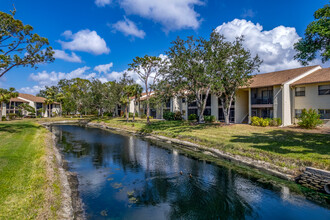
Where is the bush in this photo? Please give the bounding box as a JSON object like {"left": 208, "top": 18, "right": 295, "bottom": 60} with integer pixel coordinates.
{"left": 251, "top": 116, "right": 261, "bottom": 126}
{"left": 260, "top": 118, "right": 269, "bottom": 127}
{"left": 129, "top": 112, "right": 133, "bottom": 118}
{"left": 188, "top": 114, "right": 197, "bottom": 121}
{"left": 8, "top": 113, "right": 17, "bottom": 120}
{"left": 204, "top": 115, "right": 216, "bottom": 122}
{"left": 140, "top": 114, "right": 147, "bottom": 119}
{"left": 163, "top": 111, "right": 175, "bottom": 121}
{"left": 298, "top": 108, "right": 323, "bottom": 129}
{"left": 149, "top": 116, "right": 153, "bottom": 119}
{"left": 104, "top": 112, "right": 113, "bottom": 117}
{"left": 174, "top": 111, "right": 183, "bottom": 121}
{"left": 1, "top": 116, "right": 6, "bottom": 121}
{"left": 135, "top": 113, "right": 138, "bottom": 117}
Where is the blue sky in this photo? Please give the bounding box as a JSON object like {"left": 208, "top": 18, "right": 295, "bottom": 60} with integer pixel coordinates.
{"left": 0, "top": 0, "right": 328, "bottom": 94}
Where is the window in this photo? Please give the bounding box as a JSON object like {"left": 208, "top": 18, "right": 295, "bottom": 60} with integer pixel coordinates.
{"left": 295, "top": 87, "right": 305, "bottom": 96}
{"left": 318, "top": 109, "right": 330, "bottom": 119}
{"left": 318, "top": 84, "right": 330, "bottom": 95}
{"left": 203, "top": 108, "right": 211, "bottom": 116}
{"left": 182, "top": 98, "right": 186, "bottom": 103}
{"left": 295, "top": 109, "right": 302, "bottom": 118}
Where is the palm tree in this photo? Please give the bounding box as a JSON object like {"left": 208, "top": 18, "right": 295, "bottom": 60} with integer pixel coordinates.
{"left": 0, "top": 87, "right": 18, "bottom": 119}
{"left": 55, "top": 92, "right": 65, "bottom": 116}
{"left": 45, "top": 88, "right": 55, "bottom": 118}
{"left": 131, "top": 84, "right": 143, "bottom": 122}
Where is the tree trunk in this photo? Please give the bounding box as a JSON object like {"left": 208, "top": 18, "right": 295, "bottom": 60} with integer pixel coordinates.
{"left": 147, "top": 101, "right": 150, "bottom": 124}
{"left": 197, "top": 88, "right": 210, "bottom": 123}
{"left": 49, "top": 104, "right": 51, "bottom": 118}
{"left": 221, "top": 96, "right": 233, "bottom": 125}
{"left": 133, "top": 99, "right": 136, "bottom": 122}
{"left": 126, "top": 96, "right": 129, "bottom": 122}
{"left": 0, "top": 102, "right": 2, "bottom": 120}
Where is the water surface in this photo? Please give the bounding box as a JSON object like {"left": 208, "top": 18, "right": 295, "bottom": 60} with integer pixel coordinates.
{"left": 52, "top": 125, "right": 330, "bottom": 219}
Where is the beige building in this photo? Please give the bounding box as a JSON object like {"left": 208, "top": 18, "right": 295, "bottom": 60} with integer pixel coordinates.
{"left": 1, "top": 93, "right": 61, "bottom": 118}
{"left": 129, "top": 66, "right": 330, "bottom": 126}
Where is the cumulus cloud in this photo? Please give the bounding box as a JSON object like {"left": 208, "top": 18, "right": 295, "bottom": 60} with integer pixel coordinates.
{"left": 95, "top": 0, "right": 111, "bottom": 7}
{"left": 111, "top": 17, "right": 146, "bottom": 39}
{"left": 58, "top": 29, "right": 110, "bottom": 55}
{"left": 53, "top": 49, "right": 82, "bottom": 63}
{"left": 119, "top": 0, "right": 203, "bottom": 31}
{"left": 215, "top": 19, "right": 307, "bottom": 73}
{"left": 20, "top": 85, "right": 45, "bottom": 95}
{"left": 94, "top": 62, "right": 113, "bottom": 74}
{"left": 29, "top": 66, "right": 92, "bottom": 86}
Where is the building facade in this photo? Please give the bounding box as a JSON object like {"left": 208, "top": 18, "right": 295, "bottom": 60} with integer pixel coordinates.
{"left": 1, "top": 93, "right": 61, "bottom": 118}
{"left": 129, "top": 65, "right": 330, "bottom": 126}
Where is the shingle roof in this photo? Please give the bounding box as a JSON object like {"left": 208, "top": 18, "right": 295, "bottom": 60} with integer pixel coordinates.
{"left": 292, "top": 67, "right": 330, "bottom": 86}
{"left": 9, "top": 97, "right": 29, "bottom": 103}
{"left": 244, "top": 65, "right": 320, "bottom": 88}
{"left": 18, "top": 93, "right": 47, "bottom": 103}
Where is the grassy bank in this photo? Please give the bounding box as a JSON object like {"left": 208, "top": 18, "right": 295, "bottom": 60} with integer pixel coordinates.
{"left": 94, "top": 118, "right": 330, "bottom": 172}
{"left": 0, "top": 121, "right": 61, "bottom": 219}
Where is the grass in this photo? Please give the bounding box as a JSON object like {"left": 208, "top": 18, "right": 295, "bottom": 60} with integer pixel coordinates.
{"left": 93, "top": 117, "right": 330, "bottom": 172}
{"left": 0, "top": 120, "right": 61, "bottom": 219}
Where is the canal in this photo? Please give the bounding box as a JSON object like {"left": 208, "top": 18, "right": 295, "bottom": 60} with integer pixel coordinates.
{"left": 52, "top": 125, "right": 330, "bottom": 219}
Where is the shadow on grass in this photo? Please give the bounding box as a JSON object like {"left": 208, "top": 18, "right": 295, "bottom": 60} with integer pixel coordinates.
{"left": 140, "top": 120, "right": 223, "bottom": 134}
{"left": 0, "top": 123, "right": 39, "bottom": 134}
{"left": 231, "top": 130, "right": 330, "bottom": 156}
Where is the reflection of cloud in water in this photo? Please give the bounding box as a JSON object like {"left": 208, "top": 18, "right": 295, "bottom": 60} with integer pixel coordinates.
{"left": 235, "top": 177, "right": 262, "bottom": 204}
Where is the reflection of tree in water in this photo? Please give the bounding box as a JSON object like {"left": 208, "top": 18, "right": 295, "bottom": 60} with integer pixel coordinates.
{"left": 132, "top": 163, "right": 255, "bottom": 219}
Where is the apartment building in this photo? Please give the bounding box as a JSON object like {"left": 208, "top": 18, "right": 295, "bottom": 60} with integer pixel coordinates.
{"left": 1, "top": 93, "right": 61, "bottom": 117}
{"left": 130, "top": 65, "right": 330, "bottom": 126}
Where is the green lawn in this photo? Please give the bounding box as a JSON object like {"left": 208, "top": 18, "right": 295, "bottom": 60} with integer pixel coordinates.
{"left": 0, "top": 121, "right": 61, "bottom": 219}
{"left": 95, "top": 118, "right": 330, "bottom": 172}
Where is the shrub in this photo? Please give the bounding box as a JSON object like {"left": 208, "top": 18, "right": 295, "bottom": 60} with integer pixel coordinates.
{"left": 163, "top": 111, "right": 175, "bottom": 121}
{"left": 260, "top": 118, "right": 269, "bottom": 127}
{"left": 8, "top": 113, "right": 17, "bottom": 120}
{"left": 188, "top": 114, "right": 197, "bottom": 121}
{"left": 149, "top": 116, "right": 153, "bottom": 119}
{"left": 129, "top": 112, "right": 133, "bottom": 118}
{"left": 1, "top": 116, "right": 6, "bottom": 121}
{"left": 104, "top": 112, "right": 113, "bottom": 117}
{"left": 174, "top": 111, "right": 183, "bottom": 121}
{"left": 204, "top": 115, "right": 216, "bottom": 122}
{"left": 135, "top": 113, "right": 138, "bottom": 117}
{"left": 140, "top": 114, "right": 147, "bottom": 119}
{"left": 276, "top": 118, "right": 282, "bottom": 126}
{"left": 298, "top": 108, "right": 323, "bottom": 129}
{"left": 251, "top": 116, "right": 261, "bottom": 126}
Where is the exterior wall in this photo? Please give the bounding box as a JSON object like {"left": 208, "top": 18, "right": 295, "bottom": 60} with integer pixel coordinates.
{"left": 282, "top": 84, "right": 292, "bottom": 126}
{"left": 293, "top": 82, "right": 330, "bottom": 123}
{"left": 235, "top": 89, "right": 248, "bottom": 123}
{"left": 273, "top": 85, "right": 283, "bottom": 120}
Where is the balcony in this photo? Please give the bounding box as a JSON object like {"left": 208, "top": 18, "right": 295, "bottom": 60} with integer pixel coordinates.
{"left": 251, "top": 98, "right": 273, "bottom": 105}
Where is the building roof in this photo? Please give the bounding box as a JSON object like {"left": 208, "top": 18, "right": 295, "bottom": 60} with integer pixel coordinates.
{"left": 292, "top": 67, "right": 330, "bottom": 86}
{"left": 244, "top": 65, "right": 320, "bottom": 88}
{"left": 9, "top": 97, "right": 29, "bottom": 103}
{"left": 18, "top": 93, "right": 47, "bottom": 103}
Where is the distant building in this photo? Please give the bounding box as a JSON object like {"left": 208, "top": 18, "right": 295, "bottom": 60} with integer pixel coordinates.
{"left": 1, "top": 93, "right": 61, "bottom": 117}
{"left": 129, "top": 65, "right": 330, "bottom": 126}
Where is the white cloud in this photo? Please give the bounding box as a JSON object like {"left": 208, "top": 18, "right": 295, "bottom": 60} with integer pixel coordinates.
{"left": 95, "top": 0, "right": 111, "bottom": 7}
{"left": 119, "top": 0, "right": 203, "bottom": 31}
{"left": 20, "top": 85, "right": 45, "bottom": 95}
{"left": 94, "top": 62, "right": 113, "bottom": 74}
{"left": 241, "top": 9, "right": 255, "bottom": 18}
{"left": 58, "top": 29, "right": 110, "bottom": 55}
{"left": 112, "top": 17, "right": 146, "bottom": 39}
{"left": 53, "top": 49, "right": 82, "bottom": 63}
{"left": 29, "top": 66, "right": 91, "bottom": 86}
{"left": 215, "top": 19, "right": 306, "bottom": 73}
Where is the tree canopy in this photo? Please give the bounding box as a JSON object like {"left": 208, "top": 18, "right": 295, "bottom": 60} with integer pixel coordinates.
{"left": 294, "top": 4, "right": 330, "bottom": 65}
{"left": 0, "top": 8, "right": 54, "bottom": 78}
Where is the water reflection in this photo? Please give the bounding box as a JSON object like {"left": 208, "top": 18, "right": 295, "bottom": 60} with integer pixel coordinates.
{"left": 53, "top": 125, "right": 330, "bottom": 220}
